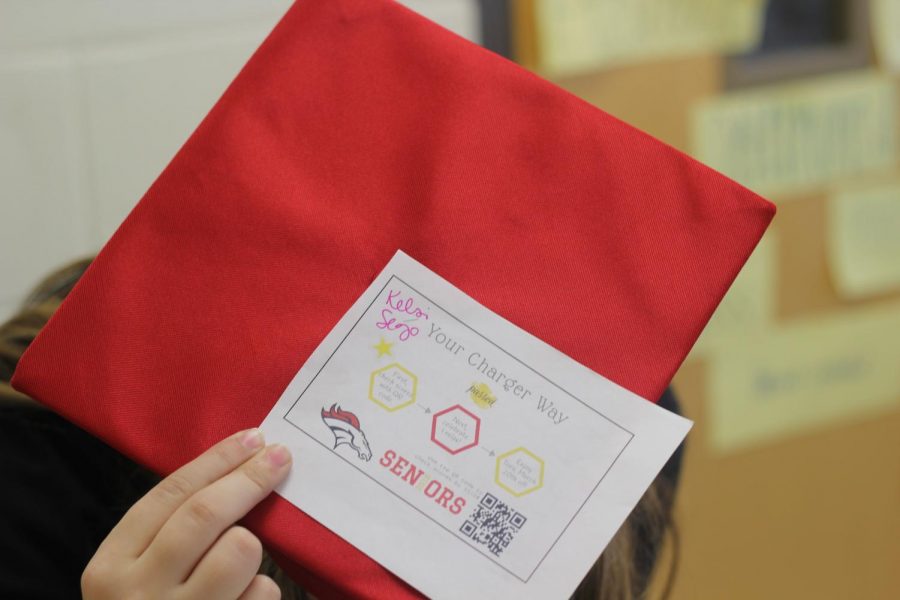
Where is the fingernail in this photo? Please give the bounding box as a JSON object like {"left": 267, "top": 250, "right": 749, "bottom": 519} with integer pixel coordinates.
{"left": 266, "top": 444, "right": 292, "bottom": 468}
{"left": 239, "top": 428, "right": 265, "bottom": 450}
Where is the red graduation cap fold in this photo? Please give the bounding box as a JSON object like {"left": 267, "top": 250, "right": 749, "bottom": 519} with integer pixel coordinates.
{"left": 12, "top": 0, "right": 774, "bottom": 597}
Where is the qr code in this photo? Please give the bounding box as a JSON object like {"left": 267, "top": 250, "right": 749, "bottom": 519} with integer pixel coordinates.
{"left": 459, "top": 493, "right": 527, "bottom": 556}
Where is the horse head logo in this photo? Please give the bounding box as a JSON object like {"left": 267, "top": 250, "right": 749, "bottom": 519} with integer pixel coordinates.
{"left": 320, "top": 404, "right": 373, "bottom": 461}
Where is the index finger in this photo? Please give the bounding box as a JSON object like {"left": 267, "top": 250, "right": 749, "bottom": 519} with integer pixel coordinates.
{"left": 141, "top": 443, "right": 292, "bottom": 584}
{"left": 99, "top": 428, "right": 266, "bottom": 557}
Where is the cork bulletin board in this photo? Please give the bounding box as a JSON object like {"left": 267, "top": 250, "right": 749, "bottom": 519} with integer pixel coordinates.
{"left": 512, "top": 1, "right": 900, "bottom": 597}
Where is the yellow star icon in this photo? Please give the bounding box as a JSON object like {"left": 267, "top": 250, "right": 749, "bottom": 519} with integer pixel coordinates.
{"left": 373, "top": 337, "right": 394, "bottom": 358}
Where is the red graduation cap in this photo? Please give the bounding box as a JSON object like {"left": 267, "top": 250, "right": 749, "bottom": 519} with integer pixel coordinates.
{"left": 13, "top": 0, "right": 774, "bottom": 597}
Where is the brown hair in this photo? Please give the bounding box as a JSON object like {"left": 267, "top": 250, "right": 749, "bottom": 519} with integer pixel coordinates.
{"left": 574, "top": 480, "right": 679, "bottom": 600}
{"left": 1, "top": 259, "right": 678, "bottom": 600}
{"left": 0, "top": 258, "right": 92, "bottom": 405}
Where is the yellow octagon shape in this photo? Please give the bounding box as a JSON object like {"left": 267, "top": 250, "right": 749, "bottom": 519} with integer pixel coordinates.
{"left": 368, "top": 362, "right": 418, "bottom": 412}
{"left": 495, "top": 447, "right": 545, "bottom": 497}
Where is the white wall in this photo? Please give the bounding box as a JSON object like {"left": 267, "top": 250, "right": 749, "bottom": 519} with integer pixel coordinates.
{"left": 0, "top": 0, "right": 480, "bottom": 319}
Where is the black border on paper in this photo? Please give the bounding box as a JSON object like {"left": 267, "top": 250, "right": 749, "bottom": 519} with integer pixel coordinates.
{"left": 282, "top": 274, "right": 635, "bottom": 583}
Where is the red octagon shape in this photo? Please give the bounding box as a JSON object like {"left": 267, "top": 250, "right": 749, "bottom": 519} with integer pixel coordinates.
{"left": 430, "top": 404, "right": 481, "bottom": 455}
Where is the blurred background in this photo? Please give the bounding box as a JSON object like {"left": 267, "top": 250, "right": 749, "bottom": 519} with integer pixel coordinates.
{"left": 1, "top": 1, "right": 898, "bottom": 598}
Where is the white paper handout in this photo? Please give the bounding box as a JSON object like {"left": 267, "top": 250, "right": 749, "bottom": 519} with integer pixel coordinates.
{"left": 260, "top": 250, "right": 691, "bottom": 600}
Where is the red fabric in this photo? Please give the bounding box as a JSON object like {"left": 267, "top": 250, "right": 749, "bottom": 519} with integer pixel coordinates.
{"left": 12, "top": 0, "right": 774, "bottom": 597}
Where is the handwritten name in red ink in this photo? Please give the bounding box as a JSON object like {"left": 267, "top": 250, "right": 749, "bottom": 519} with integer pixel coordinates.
{"left": 375, "top": 289, "right": 429, "bottom": 342}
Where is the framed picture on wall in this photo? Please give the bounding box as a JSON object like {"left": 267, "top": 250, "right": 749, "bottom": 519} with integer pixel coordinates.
{"left": 726, "top": 0, "right": 872, "bottom": 87}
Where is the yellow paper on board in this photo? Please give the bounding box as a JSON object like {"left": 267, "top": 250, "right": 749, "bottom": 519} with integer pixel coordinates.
{"left": 689, "top": 233, "right": 776, "bottom": 357}
{"left": 533, "top": 0, "right": 766, "bottom": 75}
{"left": 708, "top": 305, "right": 900, "bottom": 453}
{"left": 873, "top": 0, "right": 900, "bottom": 72}
{"left": 693, "top": 71, "right": 898, "bottom": 198}
{"left": 828, "top": 181, "right": 900, "bottom": 299}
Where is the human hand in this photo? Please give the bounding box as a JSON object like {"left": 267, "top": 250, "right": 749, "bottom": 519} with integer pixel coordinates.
{"left": 81, "top": 429, "right": 291, "bottom": 599}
